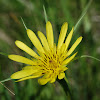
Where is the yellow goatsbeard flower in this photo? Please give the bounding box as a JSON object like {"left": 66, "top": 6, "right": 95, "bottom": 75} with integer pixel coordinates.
{"left": 8, "top": 21, "right": 82, "bottom": 85}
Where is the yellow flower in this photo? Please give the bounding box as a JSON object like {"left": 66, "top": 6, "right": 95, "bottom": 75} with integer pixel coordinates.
{"left": 8, "top": 21, "right": 82, "bottom": 85}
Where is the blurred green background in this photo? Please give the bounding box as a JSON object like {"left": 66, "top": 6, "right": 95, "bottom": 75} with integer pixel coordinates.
{"left": 0, "top": 0, "right": 100, "bottom": 100}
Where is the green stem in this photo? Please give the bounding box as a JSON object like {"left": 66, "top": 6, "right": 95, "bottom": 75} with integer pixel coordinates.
{"left": 64, "top": 76, "right": 68, "bottom": 83}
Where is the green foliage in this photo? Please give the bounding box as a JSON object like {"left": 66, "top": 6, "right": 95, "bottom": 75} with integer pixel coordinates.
{"left": 0, "top": 0, "right": 100, "bottom": 100}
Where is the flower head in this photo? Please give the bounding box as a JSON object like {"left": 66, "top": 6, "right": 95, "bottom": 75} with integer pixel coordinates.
{"left": 8, "top": 21, "right": 82, "bottom": 85}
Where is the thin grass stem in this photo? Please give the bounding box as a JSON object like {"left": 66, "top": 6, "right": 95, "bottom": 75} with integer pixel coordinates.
{"left": 81, "top": 55, "right": 100, "bottom": 62}
{"left": 0, "top": 82, "right": 15, "bottom": 95}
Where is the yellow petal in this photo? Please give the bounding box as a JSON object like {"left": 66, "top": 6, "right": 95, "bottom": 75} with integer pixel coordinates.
{"left": 38, "top": 31, "right": 50, "bottom": 51}
{"left": 22, "top": 66, "right": 34, "bottom": 70}
{"left": 33, "top": 71, "right": 43, "bottom": 76}
{"left": 8, "top": 55, "right": 36, "bottom": 65}
{"left": 46, "top": 21, "right": 54, "bottom": 49}
{"left": 15, "top": 40, "right": 39, "bottom": 58}
{"left": 16, "top": 74, "right": 42, "bottom": 82}
{"left": 58, "top": 72, "right": 65, "bottom": 80}
{"left": 50, "top": 78, "right": 56, "bottom": 83}
{"left": 38, "top": 78, "right": 50, "bottom": 85}
{"left": 43, "top": 71, "right": 52, "bottom": 78}
{"left": 38, "top": 72, "right": 51, "bottom": 85}
{"left": 52, "top": 43, "right": 57, "bottom": 55}
{"left": 22, "top": 66, "right": 41, "bottom": 70}
{"left": 64, "top": 27, "right": 74, "bottom": 51}
{"left": 62, "top": 52, "right": 77, "bottom": 65}
{"left": 27, "top": 29, "right": 44, "bottom": 53}
{"left": 67, "top": 36, "right": 82, "bottom": 56}
{"left": 57, "top": 22, "right": 68, "bottom": 49}
{"left": 59, "top": 43, "right": 66, "bottom": 55}
{"left": 11, "top": 69, "right": 38, "bottom": 79}
{"left": 49, "top": 74, "right": 57, "bottom": 83}
{"left": 60, "top": 66, "right": 68, "bottom": 71}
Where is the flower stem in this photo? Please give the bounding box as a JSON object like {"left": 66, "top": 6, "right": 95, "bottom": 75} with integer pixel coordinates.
{"left": 64, "top": 76, "right": 69, "bottom": 83}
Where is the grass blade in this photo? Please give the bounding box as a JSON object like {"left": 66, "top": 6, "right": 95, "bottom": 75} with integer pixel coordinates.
{"left": 81, "top": 55, "right": 100, "bottom": 62}
{"left": 43, "top": 5, "right": 48, "bottom": 23}
{"left": 74, "top": 0, "right": 92, "bottom": 32}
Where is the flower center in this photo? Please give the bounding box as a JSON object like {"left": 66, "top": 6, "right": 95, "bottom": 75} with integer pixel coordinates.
{"left": 49, "top": 59, "right": 58, "bottom": 69}
{"left": 39, "top": 52, "right": 61, "bottom": 74}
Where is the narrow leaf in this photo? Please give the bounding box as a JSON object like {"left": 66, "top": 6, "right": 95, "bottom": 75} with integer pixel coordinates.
{"left": 74, "top": 0, "right": 92, "bottom": 32}
{"left": 57, "top": 78, "right": 73, "bottom": 100}
{"left": 43, "top": 5, "right": 48, "bottom": 23}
